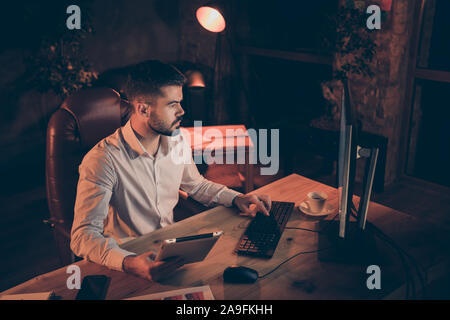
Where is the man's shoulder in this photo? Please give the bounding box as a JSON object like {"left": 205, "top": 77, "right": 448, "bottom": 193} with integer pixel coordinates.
{"left": 82, "top": 128, "right": 122, "bottom": 165}
{"left": 78, "top": 130, "right": 121, "bottom": 186}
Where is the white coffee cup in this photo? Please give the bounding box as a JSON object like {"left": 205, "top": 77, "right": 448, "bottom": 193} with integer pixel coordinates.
{"left": 305, "top": 191, "right": 328, "bottom": 213}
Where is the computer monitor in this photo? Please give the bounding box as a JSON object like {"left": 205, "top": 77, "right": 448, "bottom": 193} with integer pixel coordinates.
{"left": 337, "top": 80, "right": 358, "bottom": 239}
{"left": 318, "top": 79, "right": 380, "bottom": 264}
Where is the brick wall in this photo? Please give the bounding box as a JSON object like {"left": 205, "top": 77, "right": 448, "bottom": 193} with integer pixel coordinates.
{"left": 355, "top": 0, "right": 415, "bottom": 186}
{"left": 316, "top": 0, "right": 416, "bottom": 187}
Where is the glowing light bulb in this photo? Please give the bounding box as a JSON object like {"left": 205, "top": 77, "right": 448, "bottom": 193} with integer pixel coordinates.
{"left": 196, "top": 6, "right": 226, "bottom": 33}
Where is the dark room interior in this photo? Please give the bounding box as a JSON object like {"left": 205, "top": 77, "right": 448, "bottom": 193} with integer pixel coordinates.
{"left": 0, "top": 0, "right": 449, "bottom": 302}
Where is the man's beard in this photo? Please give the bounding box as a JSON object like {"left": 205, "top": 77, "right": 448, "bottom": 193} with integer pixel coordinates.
{"left": 149, "top": 117, "right": 183, "bottom": 136}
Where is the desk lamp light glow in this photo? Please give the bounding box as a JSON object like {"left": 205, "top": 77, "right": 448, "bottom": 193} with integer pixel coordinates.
{"left": 196, "top": 5, "right": 226, "bottom": 33}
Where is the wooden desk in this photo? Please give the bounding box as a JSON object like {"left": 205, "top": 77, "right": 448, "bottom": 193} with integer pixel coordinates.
{"left": 2, "top": 174, "right": 449, "bottom": 299}
{"left": 181, "top": 125, "right": 255, "bottom": 193}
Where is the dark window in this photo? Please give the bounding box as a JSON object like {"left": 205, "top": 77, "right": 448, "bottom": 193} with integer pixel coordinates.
{"left": 246, "top": 56, "right": 332, "bottom": 128}
{"left": 234, "top": 0, "right": 339, "bottom": 53}
{"left": 418, "top": 0, "right": 450, "bottom": 71}
{"left": 411, "top": 80, "right": 450, "bottom": 187}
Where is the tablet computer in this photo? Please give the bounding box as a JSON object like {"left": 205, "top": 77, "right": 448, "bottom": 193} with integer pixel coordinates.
{"left": 155, "top": 231, "right": 224, "bottom": 264}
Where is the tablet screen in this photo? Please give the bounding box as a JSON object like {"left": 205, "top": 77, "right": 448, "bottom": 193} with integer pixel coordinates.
{"left": 155, "top": 231, "right": 223, "bottom": 264}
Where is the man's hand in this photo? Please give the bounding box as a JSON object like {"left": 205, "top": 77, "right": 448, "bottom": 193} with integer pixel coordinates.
{"left": 233, "top": 194, "right": 272, "bottom": 216}
{"left": 122, "top": 251, "right": 184, "bottom": 281}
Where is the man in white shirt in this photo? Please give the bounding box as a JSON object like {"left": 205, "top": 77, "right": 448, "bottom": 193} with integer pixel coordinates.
{"left": 70, "top": 60, "right": 271, "bottom": 281}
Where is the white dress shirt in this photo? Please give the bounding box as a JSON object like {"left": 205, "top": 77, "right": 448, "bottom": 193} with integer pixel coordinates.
{"left": 70, "top": 119, "right": 241, "bottom": 271}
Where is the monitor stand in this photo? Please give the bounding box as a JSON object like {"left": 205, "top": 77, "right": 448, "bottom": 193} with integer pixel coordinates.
{"left": 317, "top": 220, "right": 379, "bottom": 264}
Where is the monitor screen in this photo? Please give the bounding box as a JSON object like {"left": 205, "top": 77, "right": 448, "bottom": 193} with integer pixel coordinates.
{"left": 337, "top": 81, "right": 357, "bottom": 238}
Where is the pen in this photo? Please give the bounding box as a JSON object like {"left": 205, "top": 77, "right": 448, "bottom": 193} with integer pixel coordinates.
{"left": 167, "top": 231, "right": 224, "bottom": 243}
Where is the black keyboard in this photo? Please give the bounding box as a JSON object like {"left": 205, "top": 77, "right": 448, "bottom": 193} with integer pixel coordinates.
{"left": 235, "top": 201, "right": 295, "bottom": 258}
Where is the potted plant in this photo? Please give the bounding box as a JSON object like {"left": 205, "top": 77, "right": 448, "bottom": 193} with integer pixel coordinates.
{"left": 313, "top": 0, "right": 378, "bottom": 130}
{"left": 21, "top": 2, "right": 98, "bottom": 136}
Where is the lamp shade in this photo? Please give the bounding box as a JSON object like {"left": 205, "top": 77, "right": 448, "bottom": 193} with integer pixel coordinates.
{"left": 185, "top": 70, "right": 206, "bottom": 88}
{"left": 196, "top": 5, "right": 226, "bottom": 33}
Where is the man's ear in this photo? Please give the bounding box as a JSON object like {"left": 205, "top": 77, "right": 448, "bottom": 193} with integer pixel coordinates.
{"left": 136, "top": 103, "right": 150, "bottom": 117}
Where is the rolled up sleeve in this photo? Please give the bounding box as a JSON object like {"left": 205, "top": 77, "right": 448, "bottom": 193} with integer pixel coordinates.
{"left": 70, "top": 148, "right": 135, "bottom": 271}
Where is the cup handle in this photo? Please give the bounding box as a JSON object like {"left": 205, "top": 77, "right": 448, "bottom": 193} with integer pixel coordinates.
{"left": 304, "top": 201, "right": 311, "bottom": 211}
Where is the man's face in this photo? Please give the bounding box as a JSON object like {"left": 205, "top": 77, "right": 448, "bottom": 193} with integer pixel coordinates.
{"left": 146, "top": 85, "right": 184, "bottom": 136}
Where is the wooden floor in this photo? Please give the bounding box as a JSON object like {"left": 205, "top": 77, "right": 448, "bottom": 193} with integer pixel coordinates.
{"left": 1, "top": 164, "right": 450, "bottom": 297}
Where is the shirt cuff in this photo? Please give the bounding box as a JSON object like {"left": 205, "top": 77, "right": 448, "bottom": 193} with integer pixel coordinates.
{"left": 106, "top": 247, "right": 137, "bottom": 272}
{"left": 218, "top": 188, "right": 242, "bottom": 207}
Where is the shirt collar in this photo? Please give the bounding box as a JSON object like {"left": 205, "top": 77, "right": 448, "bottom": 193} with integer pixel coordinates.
{"left": 122, "top": 119, "right": 173, "bottom": 158}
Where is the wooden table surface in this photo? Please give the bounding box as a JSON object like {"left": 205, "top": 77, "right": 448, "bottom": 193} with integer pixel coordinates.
{"left": 2, "top": 174, "right": 449, "bottom": 299}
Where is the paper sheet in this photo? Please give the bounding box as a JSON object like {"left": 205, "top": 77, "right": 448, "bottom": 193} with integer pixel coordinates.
{"left": 125, "top": 285, "right": 215, "bottom": 300}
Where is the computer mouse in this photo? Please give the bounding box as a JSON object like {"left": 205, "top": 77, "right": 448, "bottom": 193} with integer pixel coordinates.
{"left": 223, "top": 265, "right": 259, "bottom": 283}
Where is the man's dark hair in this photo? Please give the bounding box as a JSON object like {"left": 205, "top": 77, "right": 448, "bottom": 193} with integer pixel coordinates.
{"left": 124, "top": 60, "right": 186, "bottom": 107}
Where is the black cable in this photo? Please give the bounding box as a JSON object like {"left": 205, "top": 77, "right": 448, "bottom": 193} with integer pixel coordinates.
{"left": 320, "top": 212, "right": 340, "bottom": 234}
{"left": 368, "top": 222, "right": 414, "bottom": 299}
{"left": 368, "top": 221, "right": 426, "bottom": 298}
{"left": 259, "top": 214, "right": 340, "bottom": 279}
{"left": 280, "top": 200, "right": 425, "bottom": 298}
{"left": 348, "top": 207, "right": 412, "bottom": 298}
{"left": 341, "top": 204, "right": 411, "bottom": 298}
{"left": 349, "top": 206, "right": 426, "bottom": 299}
{"left": 355, "top": 204, "right": 426, "bottom": 298}
{"left": 285, "top": 226, "right": 320, "bottom": 233}
{"left": 285, "top": 212, "right": 340, "bottom": 234}
{"left": 364, "top": 215, "right": 426, "bottom": 286}
{"left": 258, "top": 247, "right": 330, "bottom": 279}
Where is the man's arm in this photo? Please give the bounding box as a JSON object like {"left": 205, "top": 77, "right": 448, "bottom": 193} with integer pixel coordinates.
{"left": 70, "top": 148, "right": 135, "bottom": 271}
{"left": 71, "top": 147, "right": 185, "bottom": 280}
{"left": 178, "top": 133, "right": 271, "bottom": 214}
{"left": 179, "top": 156, "right": 241, "bottom": 208}
{"left": 179, "top": 153, "right": 271, "bottom": 215}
